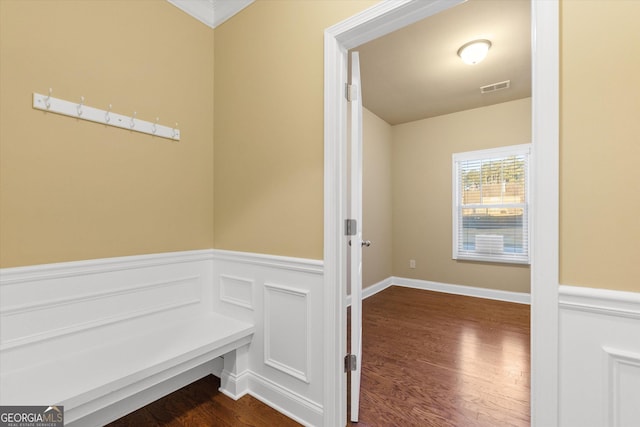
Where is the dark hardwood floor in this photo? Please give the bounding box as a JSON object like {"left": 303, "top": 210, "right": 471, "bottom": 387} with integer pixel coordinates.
{"left": 347, "top": 286, "right": 530, "bottom": 427}
{"left": 110, "top": 286, "right": 529, "bottom": 426}
{"left": 106, "top": 374, "right": 300, "bottom": 427}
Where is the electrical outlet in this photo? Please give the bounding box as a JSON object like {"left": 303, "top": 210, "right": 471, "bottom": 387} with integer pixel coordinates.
{"left": 409, "top": 259, "right": 416, "bottom": 269}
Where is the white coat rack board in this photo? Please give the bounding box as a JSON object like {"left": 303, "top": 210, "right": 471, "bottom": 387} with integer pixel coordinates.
{"left": 32, "top": 89, "right": 181, "bottom": 141}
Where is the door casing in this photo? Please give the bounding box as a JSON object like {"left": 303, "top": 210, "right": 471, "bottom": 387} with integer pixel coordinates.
{"left": 323, "top": 1, "right": 560, "bottom": 426}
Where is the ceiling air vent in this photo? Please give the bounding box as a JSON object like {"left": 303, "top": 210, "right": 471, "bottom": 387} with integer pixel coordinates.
{"left": 480, "top": 80, "right": 511, "bottom": 94}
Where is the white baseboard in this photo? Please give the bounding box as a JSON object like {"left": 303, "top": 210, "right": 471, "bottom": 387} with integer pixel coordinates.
{"left": 558, "top": 285, "right": 640, "bottom": 427}
{"left": 347, "top": 276, "right": 530, "bottom": 305}
{"left": 392, "top": 276, "right": 530, "bottom": 304}
{"left": 345, "top": 277, "right": 394, "bottom": 306}
{"left": 219, "top": 368, "right": 251, "bottom": 400}
{"left": 248, "top": 371, "right": 323, "bottom": 427}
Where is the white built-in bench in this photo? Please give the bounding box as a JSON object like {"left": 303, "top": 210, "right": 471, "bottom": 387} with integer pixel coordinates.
{"left": 0, "top": 251, "right": 254, "bottom": 426}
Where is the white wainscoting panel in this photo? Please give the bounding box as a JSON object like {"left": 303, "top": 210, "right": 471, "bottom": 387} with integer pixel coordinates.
{"left": 212, "top": 250, "right": 324, "bottom": 427}
{"left": 220, "top": 274, "right": 254, "bottom": 310}
{"left": 264, "top": 283, "right": 310, "bottom": 383}
{"left": 0, "top": 251, "right": 215, "bottom": 371}
{"left": 559, "top": 285, "right": 640, "bottom": 427}
{"left": 605, "top": 346, "right": 640, "bottom": 427}
{"left": 2, "top": 250, "right": 326, "bottom": 426}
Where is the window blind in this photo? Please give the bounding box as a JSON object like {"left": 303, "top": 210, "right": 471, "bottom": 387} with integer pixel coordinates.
{"left": 452, "top": 144, "right": 530, "bottom": 264}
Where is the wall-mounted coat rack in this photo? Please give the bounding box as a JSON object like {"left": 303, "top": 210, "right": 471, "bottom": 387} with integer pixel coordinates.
{"left": 33, "top": 89, "right": 180, "bottom": 141}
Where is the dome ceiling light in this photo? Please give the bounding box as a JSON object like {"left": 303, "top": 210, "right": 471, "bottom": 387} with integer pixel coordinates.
{"left": 457, "top": 39, "right": 492, "bottom": 65}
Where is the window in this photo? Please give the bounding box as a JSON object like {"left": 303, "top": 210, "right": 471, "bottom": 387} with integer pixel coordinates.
{"left": 452, "top": 144, "right": 530, "bottom": 264}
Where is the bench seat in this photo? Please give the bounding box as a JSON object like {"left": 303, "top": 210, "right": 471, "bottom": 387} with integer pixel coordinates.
{"left": 1, "top": 312, "right": 254, "bottom": 425}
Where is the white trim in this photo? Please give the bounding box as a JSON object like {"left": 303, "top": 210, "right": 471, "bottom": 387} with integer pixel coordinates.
{"left": 0, "top": 249, "right": 215, "bottom": 286}
{"left": 1, "top": 275, "right": 200, "bottom": 316}
{"left": 218, "top": 368, "right": 251, "bottom": 400}
{"left": 345, "top": 277, "right": 394, "bottom": 307}
{"left": 248, "top": 371, "right": 323, "bottom": 427}
{"left": 604, "top": 346, "right": 640, "bottom": 427}
{"left": 394, "top": 277, "right": 530, "bottom": 305}
{"left": 559, "top": 285, "right": 640, "bottom": 319}
{"left": 323, "top": 24, "right": 348, "bottom": 427}
{"left": 166, "top": 0, "right": 254, "bottom": 29}
{"left": 325, "top": 1, "right": 559, "bottom": 425}
{"left": 263, "top": 283, "right": 311, "bottom": 384}
{"left": 558, "top": 286, "right": 640, "bottom": 426}
{"left": 530, "top": 2, "right": 560, "bottom": 425}
{"left": 347, "top": 277, "right": 529, "bottom": 306}
{"left": 212, "top": 249, "right": 323, "bottom": 275}
{"left": 219, "top": 274, "right": 255, "bottom": 310}
{"left": 452, "top": 143, "right": 532, "bottom": 162}
{"left": 211, "top": 0, "right": 254, "bottom": 29}
{"left": 330, "top": 0, "right": 465, "bottom": 50}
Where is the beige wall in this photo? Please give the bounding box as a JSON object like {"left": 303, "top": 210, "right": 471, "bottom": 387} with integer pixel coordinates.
{"left": 391, "top": 98, "right": 531, "bottom": 293}
{"left": 3, "top": 0, "right": 639, "bottom": 294}
{"left": 560, "top": 0, "right": 640, "bottom": 292}
{"left": 213, "top": 0, "right": 377, "bottom": 260}
{"left": 214, "top": 0, "right": 640, "bottom": 293}
{"left": 0, "top": 0, "right": 214, "bottom": 267}
{"left": 362, "top": 108, "right": 393, "bottom": 288}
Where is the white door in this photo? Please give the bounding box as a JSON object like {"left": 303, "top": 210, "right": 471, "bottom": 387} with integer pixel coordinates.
{"left": 349, "top": 51, "right": 367, "bottom": 423}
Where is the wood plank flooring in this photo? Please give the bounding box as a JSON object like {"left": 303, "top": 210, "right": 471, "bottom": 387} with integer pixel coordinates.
{"left": 348, "top": 286, "right": 530, "bottom": 427}
{"left": 106, "top": 375, "right": 299, "bottom": 427}
{"left": 109, "top": 286, "right": 529, "bottom": 426}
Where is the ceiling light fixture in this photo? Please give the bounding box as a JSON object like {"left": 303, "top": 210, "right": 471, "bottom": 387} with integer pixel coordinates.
{"left": 457, "top": 39, "right": 492, "bottom": 65}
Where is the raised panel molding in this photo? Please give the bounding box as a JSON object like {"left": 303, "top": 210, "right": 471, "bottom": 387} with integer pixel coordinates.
{"left": 211, "top": 249, "right": 323, "bottom": 426}
{"left": 604, "top": 347, "right": 640, "bottom": 427}
{"left": 263, "top": 283, "right": 310, "bottom": 384}
{"left": 219, "top": 274, "right": 254, "bottom": 310}
{"left": 559, "top": 285, "right": 640, "bottom": 427}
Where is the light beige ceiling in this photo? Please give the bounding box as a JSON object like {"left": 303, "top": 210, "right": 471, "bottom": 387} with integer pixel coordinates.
{"left": 355, "top": 0, "right": 531, "bottom": 125}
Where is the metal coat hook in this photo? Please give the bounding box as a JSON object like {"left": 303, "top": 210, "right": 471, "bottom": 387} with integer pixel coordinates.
{"left": 32, "top": 91, "right": 180, "bottom": 141}
{"left": 77, "top": 96, "right": 85, "bottom": 116}
{"left": 105, "top": 104, "right": 112, "bottom": 123}
{"left": 45, "top": 88, "right": 53, "bottom": 109}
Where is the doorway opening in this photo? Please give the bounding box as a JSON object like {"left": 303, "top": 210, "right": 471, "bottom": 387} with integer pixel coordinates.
{"left": 323, "top": 1, "right": 559, "bottom": 426}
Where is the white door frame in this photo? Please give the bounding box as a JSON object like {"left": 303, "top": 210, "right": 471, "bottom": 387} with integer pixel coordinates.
{"left": 323, "top": 1, "right": 559, "bottom": 426}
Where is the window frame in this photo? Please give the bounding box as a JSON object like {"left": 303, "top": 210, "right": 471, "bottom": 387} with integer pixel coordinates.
{"left": 452, "top": 143, "right": 532, "bottom": 264}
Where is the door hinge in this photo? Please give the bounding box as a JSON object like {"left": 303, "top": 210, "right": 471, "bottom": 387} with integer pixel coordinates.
{"left": 345, "top": 83, "right": 357, "bottom": 102}
{"left": 345, "top": 219, "right": 357, "bottom": 236}
{"left": 344, "top": 354, "right": 357, "bottom": 372}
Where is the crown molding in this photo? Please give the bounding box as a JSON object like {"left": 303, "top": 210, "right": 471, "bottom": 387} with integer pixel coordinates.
{"left": 167, "top": 0, "right": 254, "bottom": 29}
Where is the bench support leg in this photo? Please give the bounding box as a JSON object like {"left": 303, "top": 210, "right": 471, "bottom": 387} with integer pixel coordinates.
{"left": 219, "top": 343, "right": 251, "bottom": 399}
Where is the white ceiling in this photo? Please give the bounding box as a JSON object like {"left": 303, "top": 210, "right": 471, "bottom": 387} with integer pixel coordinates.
{"left": 167, "top": 0, "right": 253, "bottom": 29}
{"left": 355, "top": 0, "right": 531, "bottom": 125}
